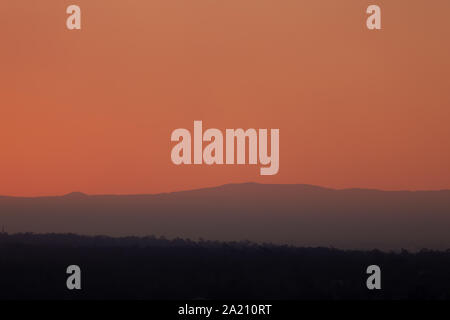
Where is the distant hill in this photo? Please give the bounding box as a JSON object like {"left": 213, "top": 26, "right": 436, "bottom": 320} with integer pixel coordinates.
{"left": 62, "top": 191, "right": 89, "bottom": 199}
{"left": 1, "top": 183, "right": 450, "bottom": 250}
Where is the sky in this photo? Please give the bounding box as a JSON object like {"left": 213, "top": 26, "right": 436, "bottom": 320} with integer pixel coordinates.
{"left": 1, "top": 0, "right": 449, "bottom": 196}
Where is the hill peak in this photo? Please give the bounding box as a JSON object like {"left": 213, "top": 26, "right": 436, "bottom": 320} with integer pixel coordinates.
{"left": 62, "top": 191, "right": 88, "bottom": 198}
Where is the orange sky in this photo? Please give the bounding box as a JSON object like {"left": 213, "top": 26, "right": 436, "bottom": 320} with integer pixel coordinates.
{"left": 1, "top": 0, "right": 450, "bottom": 196}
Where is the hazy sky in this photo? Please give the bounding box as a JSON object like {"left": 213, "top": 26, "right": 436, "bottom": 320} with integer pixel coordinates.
{"left": 1, "top": 1, "right": 449, "bottom": 196}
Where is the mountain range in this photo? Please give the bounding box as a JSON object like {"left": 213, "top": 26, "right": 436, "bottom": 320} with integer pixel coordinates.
{"left": 1, "top": 183, "right": 450, "bottom": 250}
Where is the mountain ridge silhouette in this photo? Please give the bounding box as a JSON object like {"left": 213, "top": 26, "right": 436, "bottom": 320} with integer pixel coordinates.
{"left": 1, "top": 183, "right": 449, "bottom": 251}
{"left": 1, "top": 182, "right": 448, "bottom": 199}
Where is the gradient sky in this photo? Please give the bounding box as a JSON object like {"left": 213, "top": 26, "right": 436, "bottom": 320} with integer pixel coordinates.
{"left": 1, "top": 0, "right": 449, "bottom": 196}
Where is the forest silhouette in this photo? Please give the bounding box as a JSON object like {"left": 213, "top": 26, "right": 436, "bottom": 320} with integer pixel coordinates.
{"left": 1, "top": 232, "right": 450, "bottom": 300}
